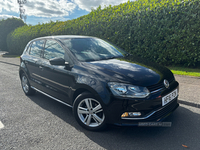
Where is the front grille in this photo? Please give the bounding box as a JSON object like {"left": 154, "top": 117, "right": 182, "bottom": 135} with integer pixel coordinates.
{"left": 145, "top": 98, "right": 178, "bottom": 121}
{"left": 147, "top": 78, "right": 174, "bottom": 92}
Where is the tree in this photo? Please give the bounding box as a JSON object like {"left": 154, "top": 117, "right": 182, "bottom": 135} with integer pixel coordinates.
{"left": 0, "top": 18, "right": 25, "bottom": 51}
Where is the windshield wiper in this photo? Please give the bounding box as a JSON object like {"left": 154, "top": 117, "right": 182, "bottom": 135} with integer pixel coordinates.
{"left": 107, "top": 56, "right": 121, "bottom": 59}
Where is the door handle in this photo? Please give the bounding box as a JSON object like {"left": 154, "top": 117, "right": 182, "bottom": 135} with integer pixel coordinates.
{"left": 29, "top": 59, "right": 37, "bottom": 63}
{"left": 39, "top": 66, "right": 43, "bottom": 69}
{"left": 32, "top": 59, "right": 38, "bottom": 63}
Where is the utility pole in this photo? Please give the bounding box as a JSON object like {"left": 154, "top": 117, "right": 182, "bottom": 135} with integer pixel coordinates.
{"left": 17, "top": 0, "right": 27, "bottom": 23}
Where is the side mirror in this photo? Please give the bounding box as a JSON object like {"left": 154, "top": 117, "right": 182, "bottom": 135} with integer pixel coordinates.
{"left": 49, "top": 57, "right": 68, "bottom": 66}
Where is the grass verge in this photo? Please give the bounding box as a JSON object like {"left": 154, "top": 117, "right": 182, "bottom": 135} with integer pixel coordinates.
{"left": 167, "top": 66, "right": 200, "bottom": 77}
{"left": 2, "top": 53, "right": 20, "bottom": 58}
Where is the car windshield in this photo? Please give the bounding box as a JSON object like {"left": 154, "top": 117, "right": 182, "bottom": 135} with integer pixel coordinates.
{"left": 61, "top": 38, "right": 128, "bottom": 62}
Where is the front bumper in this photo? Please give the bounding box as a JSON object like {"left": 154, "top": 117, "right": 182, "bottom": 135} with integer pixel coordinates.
{"left": 104, "top": 81, "right": 179, "bottom": 126}
{"left": 116, "top": 98, "right": 179, "bottom": 126}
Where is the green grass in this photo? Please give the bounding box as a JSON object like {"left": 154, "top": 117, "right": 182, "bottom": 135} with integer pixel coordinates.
{"left": 2, "top": 53, "right": 20, "bottom": 58}
{"left": 167, "top": 66, "right": 200, "bottom": 77}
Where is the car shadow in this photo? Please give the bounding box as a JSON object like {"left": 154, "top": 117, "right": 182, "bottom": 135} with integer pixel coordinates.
{"left": 28, "top": 92, "right": 200, "bottom": 150}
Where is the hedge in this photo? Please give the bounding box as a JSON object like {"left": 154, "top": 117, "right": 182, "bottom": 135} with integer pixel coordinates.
{"left": 7, "top": 0, "right": 200, "bottom": 66}
{"left": 0, "top": 18, "right": 25, "bottom": 51}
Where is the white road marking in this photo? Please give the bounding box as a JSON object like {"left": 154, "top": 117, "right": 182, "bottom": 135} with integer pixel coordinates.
{"left": 0, "top": 121, "right": 4, "bottom": 129}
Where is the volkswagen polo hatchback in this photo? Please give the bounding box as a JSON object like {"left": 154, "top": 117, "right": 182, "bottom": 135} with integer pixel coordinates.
{"left": 19, "top": 35, "right": 179, "bottom": 131}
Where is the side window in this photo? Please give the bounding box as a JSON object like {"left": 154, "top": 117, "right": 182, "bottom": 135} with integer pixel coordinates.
{"left": 44, "top": 40, "right": 65, "bottom": 60}
{"left": 29, "top": 40, "right": 44, "bottom": 57}
{"left": 25, "top": 43, "right": 32, "bottom": 54}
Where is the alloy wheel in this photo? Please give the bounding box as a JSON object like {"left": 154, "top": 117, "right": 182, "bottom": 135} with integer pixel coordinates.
{"left": 77, "top": 98, "right": 105, "bottom": 127}
{"left": 22, "top": 75, "right": 29, "bottom": 93}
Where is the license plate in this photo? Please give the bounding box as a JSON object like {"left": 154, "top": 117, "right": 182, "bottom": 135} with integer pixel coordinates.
{"left": 162, "top": 89, "right": 178, "bottom": 106}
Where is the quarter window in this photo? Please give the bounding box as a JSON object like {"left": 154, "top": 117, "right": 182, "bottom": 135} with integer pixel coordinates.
{"left": 26, "top": 44, "right": 31, "bottom": 54}
{"left": 44, "top": 40, "right": 65, "bottom": 60}
{"left": 29, "top": 40, "right": 44, "bottom": 57}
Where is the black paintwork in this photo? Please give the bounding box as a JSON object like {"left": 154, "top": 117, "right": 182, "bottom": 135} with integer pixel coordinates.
{"left": 19, "top": 35, "right": 179, "bottom": 126}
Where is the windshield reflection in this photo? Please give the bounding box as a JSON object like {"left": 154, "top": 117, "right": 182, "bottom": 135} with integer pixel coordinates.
{"left": 61, "top": 38, "right": 127, "bottom": 62}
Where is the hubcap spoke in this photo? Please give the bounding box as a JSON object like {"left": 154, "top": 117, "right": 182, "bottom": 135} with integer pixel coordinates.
{"left": 92, "top": 104, "right": 102, "bottom": 113}
{"left": 86, "top": 114, "right": 92, "bottom": 125}
{"left": 25, "top": 85, "right": 28, "bottom": 91}
{"left": 24, "top": 78, "right": 27, "bottom": 84}
{"left": 93, "top": 114, "right": 103, "bottom": 124}
{"left": 83, "top": 115, "right": 89, "bottom": 123}
{"left": 89, "top": 99, "right": 93, "bottom": 109}
{"left": 95, "top": 109, "right": 103, "bottom": 114}
{"left": 78, "top": 107, "right": 89, "bottom": 114}
{"left": 84, "top": 99, "right": 91, "bottom": 110}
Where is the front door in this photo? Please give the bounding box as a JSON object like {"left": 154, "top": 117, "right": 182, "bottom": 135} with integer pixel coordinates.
{"left": 39, "top": 39, "right": 74, "bottom": 104}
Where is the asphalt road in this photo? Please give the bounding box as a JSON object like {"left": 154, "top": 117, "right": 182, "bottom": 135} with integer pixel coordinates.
{"left": 0, "top": 56, "right": 200, "bottom": 150}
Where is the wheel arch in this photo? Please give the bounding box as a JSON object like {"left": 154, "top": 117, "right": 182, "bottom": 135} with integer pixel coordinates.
{"left": 73, "top": 88, "right": 90, "bottom": 103}
{"left": 72, "top": 86, "right": 104, "bottom": 106}
{"left": 72, "top": 82, "right": 111, "bottom": 107}
{"left": 19, "top": 69, "right": 25, "bottom": 79}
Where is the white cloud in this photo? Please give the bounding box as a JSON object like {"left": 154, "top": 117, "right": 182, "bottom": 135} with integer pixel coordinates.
{"left": 0, "top": 0, "right": 19, "bottom": 13}
{"left": 0, "top": 14, "right": 19, "bottom": 20}
{"left": 73, "top": 0, "right": 129, "bottom": 12}
{"left": 0, "top": 0, "right": 77, "bottom": 18}
{"left": 25, "top": 0, "right": 77, "bottom": 17}
{"left": 0, "top": 0, "right": 131, "bottom": 22}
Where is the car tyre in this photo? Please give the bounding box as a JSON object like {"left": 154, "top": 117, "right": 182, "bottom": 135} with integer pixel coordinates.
{"left": 73, "top": 92, "right": 107, "bottom": 131}
{"left": 21, "top": 73, "right": 35, "bottom": 95}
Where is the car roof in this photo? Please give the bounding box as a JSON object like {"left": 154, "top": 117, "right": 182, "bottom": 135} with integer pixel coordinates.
{"left": 32, "top": 35, "right": 95, "bottom": 41}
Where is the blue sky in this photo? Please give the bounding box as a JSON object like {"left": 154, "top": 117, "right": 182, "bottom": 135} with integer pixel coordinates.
{"left": 0, "top": 0, "right": 131, "bottom": 25}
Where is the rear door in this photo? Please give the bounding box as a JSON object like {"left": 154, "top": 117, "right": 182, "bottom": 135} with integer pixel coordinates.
{"left": 25, "top": 40, "right": 45, "bottom": 89}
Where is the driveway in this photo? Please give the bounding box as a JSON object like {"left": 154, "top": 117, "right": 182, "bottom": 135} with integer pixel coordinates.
{"left": 0, "top": 56, "right": 200, "bottom": 150}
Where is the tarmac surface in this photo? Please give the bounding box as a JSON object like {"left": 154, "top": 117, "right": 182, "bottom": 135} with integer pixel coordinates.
{"left": 0, "top": 54, "right": 200, "bottom": 150}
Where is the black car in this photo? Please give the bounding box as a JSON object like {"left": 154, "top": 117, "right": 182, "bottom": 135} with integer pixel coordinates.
{"left": 19, "top": 35, "right": 179, "bottom": 131}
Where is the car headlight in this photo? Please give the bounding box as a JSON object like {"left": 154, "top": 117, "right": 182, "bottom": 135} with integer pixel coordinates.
{"left": 108, "top": 82, "right": 150, "bottom": 98}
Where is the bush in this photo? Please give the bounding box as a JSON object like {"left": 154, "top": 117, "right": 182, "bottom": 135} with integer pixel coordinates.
{"left": 0, "top": 18, "right": 25, "bottom": 51}
{"left": 7, "top": 0, "right": 200, "bottom": 66}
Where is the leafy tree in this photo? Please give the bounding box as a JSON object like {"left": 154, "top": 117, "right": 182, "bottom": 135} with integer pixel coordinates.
{"left": 0, "top": 18, "right": 25, "bottom": 51}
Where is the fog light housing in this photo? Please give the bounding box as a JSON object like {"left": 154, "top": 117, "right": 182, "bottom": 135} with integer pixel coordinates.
{"left": 129, "top": 112, "right": 141, "bottom": 117}
{"left": 121, "top": 112, "right": 141, "bottom": 118}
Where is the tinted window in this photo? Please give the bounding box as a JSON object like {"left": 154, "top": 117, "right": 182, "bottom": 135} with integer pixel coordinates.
{"left": 29, "top": 40, "right": 44, "bottom": 57}
{"left": 44, "top": 40, "right": 65, "bottom": 60}
{"left": 24, "top": 43, "right": 31, "bottom": 54}
{"left": 62, "top": 38, "right": 127, "bottom": 62}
